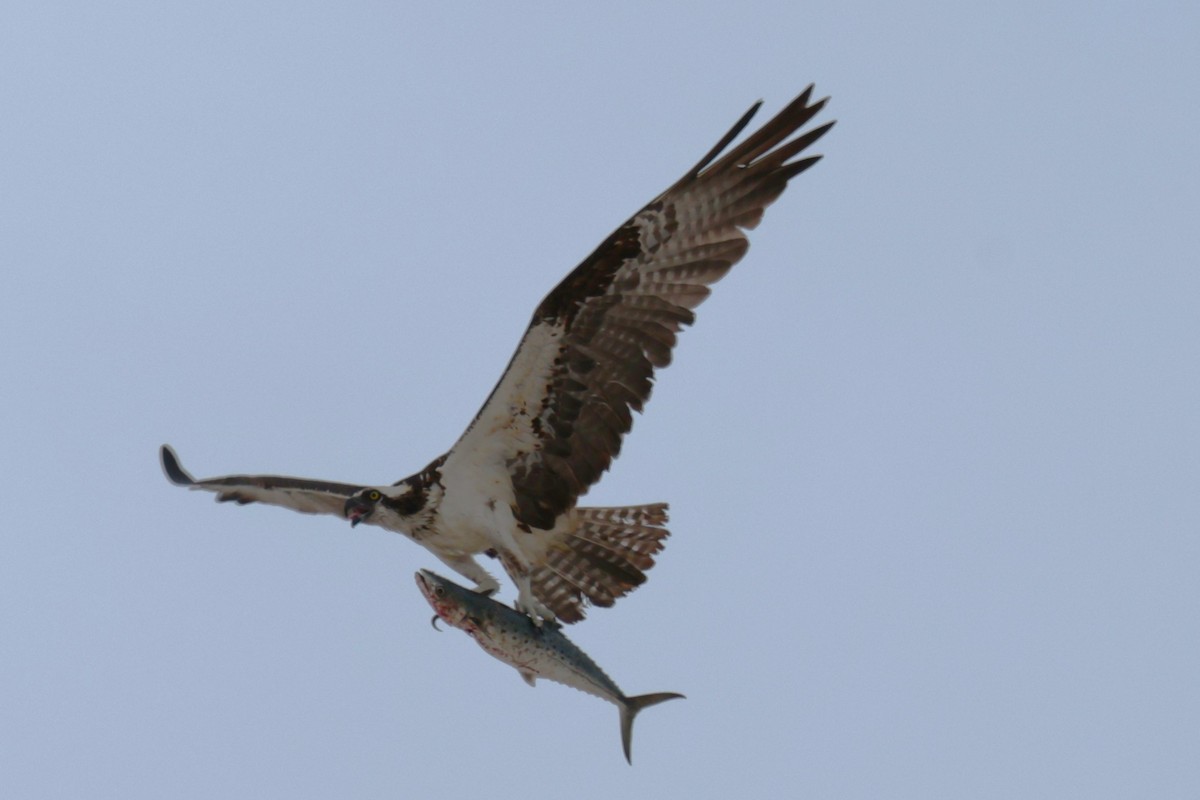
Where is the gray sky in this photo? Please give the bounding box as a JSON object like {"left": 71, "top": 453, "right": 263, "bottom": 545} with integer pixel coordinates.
{"left": 3, "top": 2, "right": 1198, "bottom": 797}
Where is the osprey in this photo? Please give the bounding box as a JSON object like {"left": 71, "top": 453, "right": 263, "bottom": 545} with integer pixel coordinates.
{"left": 161, "top": 86, "right": 834, "bottom": 623}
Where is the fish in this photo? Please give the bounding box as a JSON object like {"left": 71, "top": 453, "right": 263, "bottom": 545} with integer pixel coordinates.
{"left": 415, "top": 569, "right": 683, "bottom": 763}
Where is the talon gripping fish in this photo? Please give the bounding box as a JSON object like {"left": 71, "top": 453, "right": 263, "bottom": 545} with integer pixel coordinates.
{"left": 415, "top": 569, "right": 683, "bottom": 763}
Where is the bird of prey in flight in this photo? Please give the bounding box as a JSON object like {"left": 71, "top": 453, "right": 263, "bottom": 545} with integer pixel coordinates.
{"left": 162, "top": 85, "right": 834, "bottom": 623}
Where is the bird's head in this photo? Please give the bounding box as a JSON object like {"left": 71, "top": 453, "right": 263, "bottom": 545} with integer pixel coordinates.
{"left": 343, "top": 479, "right": 430, "bottom": 529}
{"left": 343, "top": 489, "right": 383, "bottom": 527}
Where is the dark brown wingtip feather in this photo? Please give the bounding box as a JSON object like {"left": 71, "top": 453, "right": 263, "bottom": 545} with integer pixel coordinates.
{"left": 659, "top": 85, "right": 829, "bottom": 199}
{"left": 703, "top": 87, "right": 828, "bottom": 176}
{"left": 677, "top": 99, "right": 764, "bottom": 183}
{"left": 160, "top": 444, "right": 195, "bottom": 486}
{"left": 764, "top": 119, "right": 836, "bottom": 171}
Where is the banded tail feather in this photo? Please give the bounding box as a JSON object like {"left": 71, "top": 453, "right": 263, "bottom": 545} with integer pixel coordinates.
{"left": 531, "top": 503, "right": 670, "bottom": 623}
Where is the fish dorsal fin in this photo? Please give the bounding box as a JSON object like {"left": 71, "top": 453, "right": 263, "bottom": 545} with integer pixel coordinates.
{"left": 519, "top": 670, "right": 537, "bottom": 687}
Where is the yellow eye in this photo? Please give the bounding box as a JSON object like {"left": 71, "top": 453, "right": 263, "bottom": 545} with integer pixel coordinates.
{"left": 368, "top": 490, "right": 381, "bottom": 501}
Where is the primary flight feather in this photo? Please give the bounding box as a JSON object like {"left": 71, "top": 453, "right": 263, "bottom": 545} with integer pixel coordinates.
{"left": 162, "top": 85, "right": 834, "bottom": 623}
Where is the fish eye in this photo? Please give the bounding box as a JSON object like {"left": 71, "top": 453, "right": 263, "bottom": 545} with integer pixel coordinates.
{"left": 434, "top": 586, "right": 445, "bottom": 597}
{"left": 368, "top": 490, "right": 381, "bottom": 501}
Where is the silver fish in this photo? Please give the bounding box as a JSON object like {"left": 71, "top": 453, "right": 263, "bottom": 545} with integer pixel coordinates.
{"left": 415, "top": 569, "right": 683, "bottom": 763}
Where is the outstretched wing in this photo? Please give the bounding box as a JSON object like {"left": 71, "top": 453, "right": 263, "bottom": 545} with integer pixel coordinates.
{"left": 160, "top": 444, "right": 363, "bottom": 516}
{"left": 444, "top": 86, "right": 834, "bottom": 531}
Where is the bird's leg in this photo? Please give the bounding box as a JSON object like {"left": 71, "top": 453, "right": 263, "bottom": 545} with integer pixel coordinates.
{"left": 433, "top": 553, "right": 500, "bottom": 596}
{"left": 514, "top": 576, "right": 555, "bottom": 627}
{"left": 494, "top": 548, "right": 554, "bottom": 625}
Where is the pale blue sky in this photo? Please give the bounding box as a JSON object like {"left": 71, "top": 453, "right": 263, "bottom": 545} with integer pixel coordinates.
{"left": 3, "top": 2, "right": 1198, "bottom": 797}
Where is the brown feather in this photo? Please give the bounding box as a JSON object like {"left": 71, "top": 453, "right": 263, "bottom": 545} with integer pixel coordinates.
{"left": 530, "top": 504, "right": 670, "bottom": 623}
{"left": 449, "top": 88, "right": 833, "bottom": 533}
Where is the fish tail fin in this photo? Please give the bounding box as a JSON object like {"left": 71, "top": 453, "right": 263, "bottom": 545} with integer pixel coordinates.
{"left": 531, "top": 503, "right": 671, "bottom": 624}
{"left": 620, "top": 692, "right": 685, "bottom": 764}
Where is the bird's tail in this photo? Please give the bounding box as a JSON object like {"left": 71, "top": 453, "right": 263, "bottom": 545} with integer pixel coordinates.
{"left": 620, "top": 692, "right": 685, "bottom": 764}
{"left": 529, "top": 503, "right": 669, "bottom": 623}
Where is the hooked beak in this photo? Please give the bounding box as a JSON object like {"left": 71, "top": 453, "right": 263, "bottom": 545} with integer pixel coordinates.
{"left": 343, "top": 496, "right": 373, "bottom": 527}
